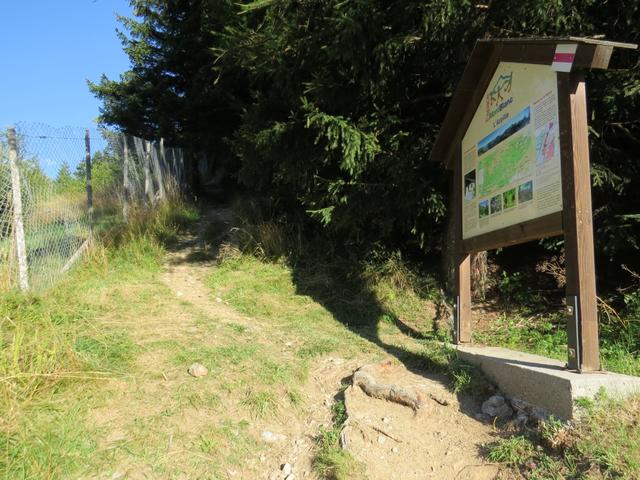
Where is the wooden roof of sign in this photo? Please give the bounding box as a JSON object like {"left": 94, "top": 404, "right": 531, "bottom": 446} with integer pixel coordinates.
{"left": 430, "top": 37, "right": 638, "bottom": 169}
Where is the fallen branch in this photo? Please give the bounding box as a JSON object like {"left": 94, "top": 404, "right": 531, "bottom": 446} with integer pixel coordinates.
{"left": 353, "top": 360, "right": 424, "bottom": 411}
{"left": 369, "top": 424, "right": 404, "bottom": 443}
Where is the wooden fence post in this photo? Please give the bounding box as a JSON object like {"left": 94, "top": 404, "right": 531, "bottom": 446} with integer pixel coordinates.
{"left": 143, "top": 140, "right": 154, "bottom": 205}
{"left": 123, "top": 135, "right": 130, "bottom": 222}
{"left": 7, "top": 127, "right": 29, "bottom": 291}
{"left": 85, "top": 129, "right": 93, "bottom": 233}
{"left": 153, "top": 140, "right": 166, "bottom": 201}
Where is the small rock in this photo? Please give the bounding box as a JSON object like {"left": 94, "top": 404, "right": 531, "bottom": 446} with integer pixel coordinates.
{"left": 531, "top": 406, "right": 550, "bottom": 423}
{"left": 475, "top": 412, "right": 491, "bottom": 423}
{"left": 187, "top": 363, "right": 208, "bottom": 377}
{"left": 392, "top": 447, "right": 399, "bottom": 453}
{"left": 261, "top": 431, "right": 287, "bottom": 443}
{"left": 382, "top": 417, "right": 390, "bottom": 423}
{"left": 215, "top": 297, "right": 222, "bottom": 303}
{"left": 377, "top": 435, "right": 386, "bottom": 444}
{"left": 516, "top": 413, "right": 529, "bottom": 425}
{"left": 510, "top": 398, "right": 528, "bottom": 413}
{"left": 282, "top": 463, "right": 292, "bottom": 475}
{"left": 481, "top": 395, "right": 513, "bottom": 418}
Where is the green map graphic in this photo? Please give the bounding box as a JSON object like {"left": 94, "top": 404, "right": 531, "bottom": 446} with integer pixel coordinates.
{"left": 478, "top": 133, "right": 532, "bottom": 197}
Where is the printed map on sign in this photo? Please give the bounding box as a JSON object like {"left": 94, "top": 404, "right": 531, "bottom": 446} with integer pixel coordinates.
{"left": 461, "top": 62, "right": 563, "bottom": 240}
{"left": 477, "top": 106, "right": 533, "bottom": 197}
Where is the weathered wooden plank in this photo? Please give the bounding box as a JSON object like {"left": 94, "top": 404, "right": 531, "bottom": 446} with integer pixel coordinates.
{"left": 7, "top": 127, "right": 29, "bottom": 291}
{"left": 85, "top": 130, "right": 93, "bottom": 231}
{"left": 454, "top": 146, "right": 472, "bottom": 343}
{"left": 461, "top": 212, "right": 563, "bottom": 254}
{"left": 123, "top": 136, "right": 130, "bottom": 222}
{"left": 558, "top": 72, "right": 600, "bottom": 372}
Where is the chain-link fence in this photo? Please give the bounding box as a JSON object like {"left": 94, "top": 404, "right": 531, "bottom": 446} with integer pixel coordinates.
{"left": 0, "top": 122, "right": 186, "bottom": 291}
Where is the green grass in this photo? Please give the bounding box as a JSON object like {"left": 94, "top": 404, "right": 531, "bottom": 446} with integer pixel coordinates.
{"left": 487, "top": 436, "right": 536, "bottom": 466}
{"left": 313, "top": 395, "right": 366, "bottom": 480}
{"left": 0, "top": 401, "right": 97, "bottom": 479}
{"left": 240, "top": 390, "right": 279, "bottom": 418}
{"left": 487, "top": 392, "right": 640, "bottom": 479}
{"left": 0, "top": 200, "right": 199, "bottom": 479}
{"left": 74, "top": 332, "right": 139, "bottom": 372}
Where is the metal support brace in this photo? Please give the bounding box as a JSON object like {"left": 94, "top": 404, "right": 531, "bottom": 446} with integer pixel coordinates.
{"left": 453, "top": 295, "right": 461, "bottom": 344}
{"left": 566, "top": 295, "right": 581, "bottom": 371}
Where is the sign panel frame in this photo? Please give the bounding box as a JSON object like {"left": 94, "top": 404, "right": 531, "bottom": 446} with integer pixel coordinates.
{"left": 431, "top": 38, "right": 638, "bottom": 373}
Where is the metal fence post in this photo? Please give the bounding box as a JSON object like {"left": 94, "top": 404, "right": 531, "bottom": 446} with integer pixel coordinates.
{"left": 85, "top": 129, "right": 93, "bottom": 233}
{"left": 7, "top": 127, "right": 29, "bottom": 291}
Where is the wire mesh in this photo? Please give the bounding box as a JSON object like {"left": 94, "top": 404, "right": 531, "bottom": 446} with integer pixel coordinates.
{"left": 0, "top": 123, "right": 186, "bottom": 291}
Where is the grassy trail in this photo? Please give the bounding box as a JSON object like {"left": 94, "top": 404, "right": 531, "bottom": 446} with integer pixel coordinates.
{"left": 4, "top": 205, "right": 640, "bottom": 479}
{"left": 2, "top": 206, "right": 509, "bottom": 479}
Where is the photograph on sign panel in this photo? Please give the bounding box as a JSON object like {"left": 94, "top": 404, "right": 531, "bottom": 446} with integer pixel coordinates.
{"left": 503, "top": 188, "right": 516, "bottom": 209}
{"left": 518, "top": 180, "right": 534, "bottom": 203}
{"left": 477, "top": 106, "right": 531, "bottom": 156}
{"left": 479, "top": 200, "right": 490, "bottom": 218}
{"left": 490, "top": 194, "right": 503, "bottom": 214}
{"left": 464, "top": 169, "right": 476, "bottom": 201}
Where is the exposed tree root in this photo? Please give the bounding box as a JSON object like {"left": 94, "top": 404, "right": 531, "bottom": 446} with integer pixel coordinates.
{"left": 352, "top": 360, "right": 424, "bottom": 411}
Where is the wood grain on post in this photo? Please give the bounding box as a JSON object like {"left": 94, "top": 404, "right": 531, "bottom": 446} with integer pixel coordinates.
{"left": 454, "top": 146, "right": 472, "bottom": 343}
{"left": 557, "top": 71, "right": 600, "bottom": 371}
{"left": 7, "top": 127, "right": 29, "bottom": 291}
{"left": 85, "top": 130, "right": 93, "bottom": 232}
{"left": 143, "top": 140, "right": 154, "bottom": 205}
{"left": 153, "top": 140, "right": 166, "bottom": 201}
{"left": 123, "top": 135, "right": 130, "bottom": 222}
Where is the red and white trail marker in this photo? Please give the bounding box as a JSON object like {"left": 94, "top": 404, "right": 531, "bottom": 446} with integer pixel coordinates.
{"left": 551, "top": 44, "right": 578, "bottom": 72}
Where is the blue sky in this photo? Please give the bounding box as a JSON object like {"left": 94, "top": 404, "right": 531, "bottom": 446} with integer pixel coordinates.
{"left": 0, "top": 0, "right": 133, "bottom": 132}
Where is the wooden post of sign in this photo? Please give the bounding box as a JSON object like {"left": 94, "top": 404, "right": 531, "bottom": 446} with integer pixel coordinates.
{"left": 557, "top": 71, "right": 600, "bottom": 372}
{"left": 7, "top": 127, "right": 29, "bottom": 291}
{"left": 453, "top": 146, "right": 472, "bottom": 343}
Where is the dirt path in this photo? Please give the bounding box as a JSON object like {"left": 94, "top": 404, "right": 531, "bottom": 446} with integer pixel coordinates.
{"left": 87, "top": 208, "right": 503, "bottom": 480}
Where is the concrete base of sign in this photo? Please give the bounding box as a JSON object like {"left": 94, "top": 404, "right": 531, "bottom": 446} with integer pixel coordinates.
{"left": 457, "top": 345, "right": 640, "bottom": 419}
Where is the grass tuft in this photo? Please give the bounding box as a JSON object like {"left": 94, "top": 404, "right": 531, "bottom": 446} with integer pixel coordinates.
{"left": 313, "top": 394, "right": 365, "bottom": 480}
{"left": 487, "top": 436, "right": 536, "bottom": 466}
{"left": 240, "top": 390, "right": 278, "bottom": 418}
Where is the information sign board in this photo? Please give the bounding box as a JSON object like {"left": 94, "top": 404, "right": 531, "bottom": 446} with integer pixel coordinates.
{"left": 461, "top": 62, "right": 562, "bottom": 239}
